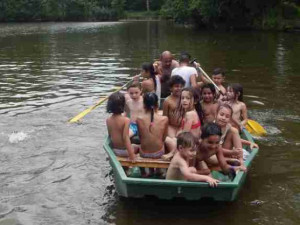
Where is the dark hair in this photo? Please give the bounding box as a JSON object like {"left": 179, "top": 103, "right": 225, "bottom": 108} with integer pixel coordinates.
{"left": 201, "top": 83, "right": 216, "bottom": 100}
{"left": 177, "top": 132, "right": 195, "bottom": 148}
{"left": 217, "top": 103, "right": 233, "bottom": 117}
{"left": 106, "top": 92, "right": 125, "bottom": 114}
{"left": 228, "top": 83, "right": 243, "bottom": 102}
{"left": 127, "top": 82, "right": 141, "bottom": 90}
{"left": 142, "top": 62, "right": 157, "bottom": 91}
{"left": 143, "top": 92, "right": 158, "bottom": 129}
{"left": 169, "top": 75, "right": 186, "bottom": 88}
{"left": 179, "top": 51, "right": 191, "bottom": 63}
{"left": 201, "top": 122, "right": 222, "bottom": 139}
{"left": 212, "top": 68, "right": 225, "bottom": 76}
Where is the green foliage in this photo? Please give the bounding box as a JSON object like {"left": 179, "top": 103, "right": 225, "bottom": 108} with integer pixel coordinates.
{"left": 0, "top": 0, "right": 124, "bottom": 22}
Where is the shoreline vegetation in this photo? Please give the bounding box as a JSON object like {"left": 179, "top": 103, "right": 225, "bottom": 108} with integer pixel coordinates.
{"left": 0, "top": 0, "right": 299, "bottom": 31}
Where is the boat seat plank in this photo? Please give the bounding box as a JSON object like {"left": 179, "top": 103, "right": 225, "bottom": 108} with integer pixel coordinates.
{"left": 117, "top": 155, "right": 170, "bottom": 168}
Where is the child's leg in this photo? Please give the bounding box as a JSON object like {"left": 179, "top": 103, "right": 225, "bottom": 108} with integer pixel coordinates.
{"left": 162, "top": 137, "right": 177, "bottom": 160}
{"left": 167, "top": 125, "right": 178, "bottom": 138}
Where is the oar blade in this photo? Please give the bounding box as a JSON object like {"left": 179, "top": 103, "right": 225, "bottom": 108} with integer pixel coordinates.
{"left": 245, "top": 119, "right": 267, "bottom": 136}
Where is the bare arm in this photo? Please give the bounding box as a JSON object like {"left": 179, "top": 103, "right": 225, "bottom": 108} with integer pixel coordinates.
{"left": 123, "top": 120, "right": 136, "bottom": 161}
{"left": 162, "top": 100, "right": 169, "bottom": 117}
{"left": 141, "top": 80, "right": 153, "bottom": 93}
{"left": 190, "top": 74, "right": 198, "bottom": 88}
{"left": 162, "top": 117, "right": 169, "bottom": 142}
{"left": 241, "top": 103, "right": 248, "bottom": 127}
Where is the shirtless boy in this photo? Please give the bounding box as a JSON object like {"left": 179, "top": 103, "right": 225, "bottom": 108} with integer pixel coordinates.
{"left": 166, "top": 132, "right": 219, "bottom": 187}
{"left": 125, "top": 83, "right": 145, "bottom": 137}
{"left": 106, "top": 92, "right": 136, "bottom": 161}
{"left": 162, "top": 75, "right": 186, "bottom": 137}
{"left": 201, "top": 83, "right": 219, "bottom": 123}
{"left": 137, "top": 92, "right": 168, "bottom": 158}
{"left": 212, "top": 68, "right": 226, "bottom": 100}
{"left": 195, "top": 123, "right": 246, "bottom": 176}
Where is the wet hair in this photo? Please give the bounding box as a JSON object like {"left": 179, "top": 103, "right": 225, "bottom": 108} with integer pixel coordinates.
{"left": 201, "top": 83, "right": 216, "bottom": 100}
{"left": 217, "top": 103, "right": 233, "bottom": 117}
{"left": 212, "top": 68, "right": 225, "bottom": 76}
{"left": 176, "top": 87, "right": 204, "bottom": 125}
{"left": 106, "top": 92, "right": 125, "bottom": 114}
{"left": 142, "top": 62, "right": 157, "bottom": 91}
{"left": 169, "top": 75, "right": 186, "bottom": 88}
{"left": 179, "top": 51, "right": 191, "bottom": 63}
{"left": 177, "top": 132, "right": 195, "bottom": 148}
{"left": 127, "top": 82, "right": 141, "bottom": 90}
{"left": 228, "top": 83, "right": 243, "bottom": 102}
{"left": 201, "top": 122, "right": 222, "bottom": 139}
{"left": 143, "top": 92, "right": 158, "bottom": 129}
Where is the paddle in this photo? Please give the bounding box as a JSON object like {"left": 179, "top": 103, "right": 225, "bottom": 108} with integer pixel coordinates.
{"left": 190, "top": 59, "right": 267, "bottom": 136}
{"left": 68, "top": 79, "right": 133, "bottom": 123}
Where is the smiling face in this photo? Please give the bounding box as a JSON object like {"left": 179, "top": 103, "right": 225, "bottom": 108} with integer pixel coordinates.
{"left": 202, "top": 87, "right": 214, "bottom": 103}
{"left": 171, "top": 84, "right": 183, "bottom": 97}
{"left": 201, "top": 135, "right": 220, "bottom": 153}
{"left": 128, "top": 87, "right": 141, "bottom": 101}
{"left": 181, "top": 90, "right": 194, "bottom": 110}
{"left": 179, "top": 145, "right": 196, "bottom": 160}
{"left": 216, "top": 106, "right": 232, "bottom": 127}
{"left": 212, "top": 74, "right": 224, "bottom": 86}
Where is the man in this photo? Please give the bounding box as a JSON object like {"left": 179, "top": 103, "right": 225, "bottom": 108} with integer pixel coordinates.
{"left": 171, "top": 52, "right": 198, "bottom": 88}
{"left": 153, "top": 51, "right": 179, "bottom": 98}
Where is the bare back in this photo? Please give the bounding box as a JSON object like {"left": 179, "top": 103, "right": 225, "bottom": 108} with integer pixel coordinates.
{"left": 136, "top": 112, "right": 168, "bottom": 153}
{"left": 106, "top": 115, "right": 129, "bottom": 149}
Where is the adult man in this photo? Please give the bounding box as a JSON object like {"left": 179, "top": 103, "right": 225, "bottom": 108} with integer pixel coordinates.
{"left": 171, "top": 52, "right": 198, "bottom": 88}
{"left": 154, "top": 51, "right": 179, "bottom": 98}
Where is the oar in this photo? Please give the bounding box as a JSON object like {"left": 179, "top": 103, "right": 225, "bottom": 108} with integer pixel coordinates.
{"left": 245, "top": 119, "right": 267, "bottom": 136}
{"left": 68, "top": 80, "right": 133, "bottom": 123}
{"left": 190, "top": 59, "right": 224, "bottom": 95}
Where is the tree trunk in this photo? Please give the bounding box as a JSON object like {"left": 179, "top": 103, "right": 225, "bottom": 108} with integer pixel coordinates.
{"left": 146, "top": 0, "right": 150, "bottom": 11}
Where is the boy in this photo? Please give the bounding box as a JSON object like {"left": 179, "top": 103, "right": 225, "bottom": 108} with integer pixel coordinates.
{"left": 106, "top": 92, "right": 136, "bottom": 161}
{"left": 162, "top": 75, "right": 186, "bottom": 138}
{"left": 125, "top": 83, "right": 145, "bottom": 137}
{"left": 212, "top": 68, "right": 226, "bottom": 100}
{"left": 166, "top": 132, "right": 219, "bottom": 187}
{"left": 195, "top": 123, "right": 246, "bottom": 175}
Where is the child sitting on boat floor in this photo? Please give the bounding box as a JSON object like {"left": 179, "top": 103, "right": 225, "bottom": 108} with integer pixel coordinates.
{"left": 125, "top": 83, "right": 145, "bottom": 138}
{"left": 106, "top": 92, "right": 137, "bottom": 162}
{"left": 166, "top": 131, "right": 219, "bottom": 187}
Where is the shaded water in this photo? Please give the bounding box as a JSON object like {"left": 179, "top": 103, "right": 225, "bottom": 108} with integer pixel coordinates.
{"left": 0, "top": 21, "right": 299, "bottom": 225}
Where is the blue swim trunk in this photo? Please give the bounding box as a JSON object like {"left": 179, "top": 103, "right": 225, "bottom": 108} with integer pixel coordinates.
{"left": 129, "top": 122, "right": 138, "bottom": 136}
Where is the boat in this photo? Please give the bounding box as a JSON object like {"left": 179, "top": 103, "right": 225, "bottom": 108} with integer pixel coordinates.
{"left": 103, "top": 129, "right": 258, "bottom": 201}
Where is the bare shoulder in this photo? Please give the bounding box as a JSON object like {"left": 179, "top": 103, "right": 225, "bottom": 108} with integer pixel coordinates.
{"left": 186, "top": 110, "right": 197, "bottom": 118}
{"left": 230, "top": 126, "right": 239, "bottom": 135}
{"left": 240, "top": 101, "right": 247, "bottom": 109}
{"left": 172, "top": 60, "right": 179, "bottom": 68}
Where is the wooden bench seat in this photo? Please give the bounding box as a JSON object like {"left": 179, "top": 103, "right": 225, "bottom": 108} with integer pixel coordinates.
{"left": 117, "top": 154, "right": 170, "bottom": 168}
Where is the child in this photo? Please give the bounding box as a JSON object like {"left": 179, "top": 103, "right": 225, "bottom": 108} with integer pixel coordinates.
{"left": 195, "top": 123, "right": 246, "bottom": 176}
{"left": 166, "top": 132, "right": 219, "bottom": 187}
{"left": 226, "top": 83, "right": 248, "bottom": 131}
{"left": 212, "top": 68, "right": 226, "bottom": 99}
{"left": 136, "top": 92, "right": 168, "bottom": 158}
{"left": 106, "top": 92, "right": 136, "bottom": 161}
{"left": 201, "top": 83, "right": 219, "bottom": 123}
{"left": 162, "top": 75, "right": 186, "bottom": 138}
{"left": 125, "top": 83, "right": 145, "bottom": 138}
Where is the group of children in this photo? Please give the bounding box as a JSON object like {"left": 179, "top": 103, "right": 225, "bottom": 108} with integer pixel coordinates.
{"left": 106, "top": 60, "right": 258, "bottom": 187}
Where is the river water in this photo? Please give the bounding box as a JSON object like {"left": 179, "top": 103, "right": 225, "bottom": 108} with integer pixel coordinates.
{"left": 0, "top": 21, "right": 299, "bottom": 225}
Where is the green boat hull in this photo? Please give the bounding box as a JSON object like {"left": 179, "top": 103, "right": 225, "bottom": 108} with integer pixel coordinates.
{"left": 103, "top": 129, "right": 258, "bottom": 201}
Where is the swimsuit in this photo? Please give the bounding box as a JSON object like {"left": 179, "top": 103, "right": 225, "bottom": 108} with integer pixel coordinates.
{"left": 129, "top": 122, "right": 138, "bottom": 136}
{"left": 139, "top": 148, "right": 165, "bottom": 159}
{"left": 181, "top": 119, "right": 201, "bottom": 130}
{"left": 113, "top": 148, "right": 128, "bottom": 157}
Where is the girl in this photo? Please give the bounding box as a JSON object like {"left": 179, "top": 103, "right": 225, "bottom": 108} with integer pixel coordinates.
{"left": 201, "top": 83, "right": 219, "bottom": 123}
{"left": 226, "top": 83, "right": 248, "bottom": 131}
{"left": 136, "top": 92, "right": 168, "bottom": 159}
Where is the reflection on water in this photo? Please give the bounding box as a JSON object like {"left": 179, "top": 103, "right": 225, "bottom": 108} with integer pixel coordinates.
{"left": 0, "top": 21, "right": 299, "bottom": 225}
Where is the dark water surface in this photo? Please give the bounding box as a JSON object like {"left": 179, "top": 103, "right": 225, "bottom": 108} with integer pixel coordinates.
{"left": 0, "top": 21, "right": 299, "bottom": 225}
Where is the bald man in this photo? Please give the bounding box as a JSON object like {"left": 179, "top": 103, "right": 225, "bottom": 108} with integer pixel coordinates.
{"left": 154, "top": 51, "right": 179, "bottom": 98}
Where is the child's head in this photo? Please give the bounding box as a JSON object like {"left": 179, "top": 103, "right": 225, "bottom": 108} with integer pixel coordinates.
{"left": 144, "top": 92, "right": 158, "bottom": 112}
{"left": 179, "top": 51, "right": 191, "bottom": 64}
{"left": 106, "top": 92, "right": 125, "bottom": 114}
{"left": 180, "top": 87, "right": 195, "bottom": 111}
{"left": 177, "top": 132, "right": 196, "bottom": 160}
{"left": 227, "top": 83, "right": 243, "bottom": 102}
{"left": 127, "top": 83, "right": 141, "bottom": 101}
{"left": 201, "top": 123, "right": 222, "bottom": 152}
{"left": 212, "top": 68, "right": 225, "bottom": 86}
{"left": 169, "top": 75, "right": 185, "bottom": 97}
{"left": 201, "top": 83, "right": 216, "bottom": 103}
{"left": 216, "top": 104, "right": 233, "bottom": 127}
{"left": 141, "top": 62, "right": 157, "bottom": 90}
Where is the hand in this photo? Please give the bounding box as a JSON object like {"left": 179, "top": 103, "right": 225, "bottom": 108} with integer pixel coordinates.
{"left": 161, "top": 152, "right": 175, "bottom": 161}
{"left": 205, "top": 177, "right": 219, "bottom": 187}
{"left": 194, "top": 62, "right": 201, "bottom": 68}
{"left": 232, "top": 147, "right": 243, "bottom": 158}
{"left": 129, "top": 155, "right": 137, "bottom": 163}
{"left": 250, "top": 142, "right": 259, "bottom": 149}
{"left": 236, "top": 165, "right": 247, "bottom": 172}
